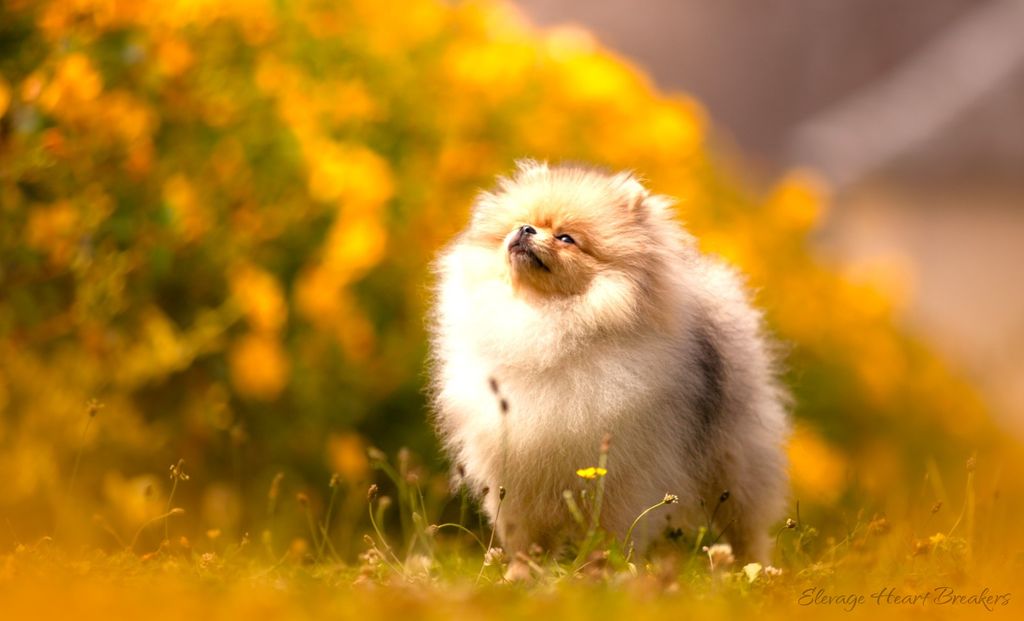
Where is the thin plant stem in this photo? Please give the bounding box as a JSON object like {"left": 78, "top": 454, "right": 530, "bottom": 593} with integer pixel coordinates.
{"left": 60, "top": 401, "right": 100, "bottom": 540}
{"left": 562, "top": 490, "right": 586, "bottom": 527}
{"left": 131, "top": 508, "right": 184, "bottom": 553}
{"left": 623, "top": 494, "right": 678, "bottom": 562}
{"left": 301, "top": 502, "right": 320, "bottom": 553}
{"left": 372, "top": 459, "right": 411, "bottom": 544}
{"left": 368, "top": 500, "right": 403, "bottom": 567}
{"left": 66, "top": 416, "right": 94, "bottom": 503}
{"left": 165, "top": 477, "right": 179, "bottom": 542}
{"left": 708, "top": 517, "right": 736, "bottom": 546}
{"left": 316, "top": 482, "right": 340, "bottom": 561}
{"left": 572, "top": 435, "right": 611, "bottom": 566}
{"left": 165, "top": 459, "right": 188, "bottom": 543}
{"left": 434, "top": 523, "right": 487, "bottom": 552}
{"left": 93, "top": 515, "right": 127, "bottom": 548}
{"left": 948, "top": 458, "right": 977, "bottom": 562}
{"left": 476, "top": 488, "right": 505, "bottom": 585}
{"left": 458, "top": 484, "right": 469, "bottom": 531}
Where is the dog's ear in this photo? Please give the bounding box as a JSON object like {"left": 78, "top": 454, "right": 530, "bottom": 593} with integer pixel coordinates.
{"left": 616, "top": 173, "right": 678, "bottom": 224}
{"left": 514, "top": 159, "right": 549, "bottom": 178}
{"left": 613, "top": 172, "right": 650, "bottom": 216}
{"left": 628, "top": 184, "right": 650, "bottom": 214}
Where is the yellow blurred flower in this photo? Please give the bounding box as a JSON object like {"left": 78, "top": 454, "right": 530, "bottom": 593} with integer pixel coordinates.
{"left": 295, "top": 264, "right": 343, "bottom": 327}
{"left": 40, "top": 53, "right": 103, "bottom": 111}
{"left": 767, "top": 170, "right": 828, "bottom": 231}
{"left": 337, "top": 0, "right": 446, "bottom": 55}
{"left": 699, "top": 228, "right": 753, "bottom": 269}
{"left": 558, "top": 51, "right": 643, "bottom": 107}
{"left": 228, "top": 332, "right": 290, "bottom": 401}
{"left": 854, "top": 333, "right": 909, "bottom": 405}
{"left": 229, "top": 263, "right": 287, "bottom": 333}
{"left": 444, "top": 39, "right": 535, "bottom": 100}
{"left": 0, "top": 77, "right": 10, "bottom": 117}
{"left": 254, "top": 53, "right": 300, "bottom": 95}
{"left": 323, "top": 214, "right": 388, "bottom": 282}
{"left": 326, "top": 79, "right": 379, "bottom": 124}
{"left": 26, "top": 200, "right": 78, "bottom": 266}
{"left": 0, "top": 371, "right": 8, "bottom": 415}
{"left": 787, "top": 425, "right": 846, "bottom": 504}
{"left": 20, "top": 71, "right": 44, "bottom": 102}
{"left": 437, "top": 140, "right": 498, "bottom": 182}
{"left": 841, "top": 253, "right": 916, "bottom": 317}
{"left": 327, "top": 432, "right": 370, "bottom": 484}
{"left": 156, "top": 36, "right": 194, "bottom": 76}
{"left": 305, "top": 140, "right": 394, "bottom": 207}
{"left": 639, "top": 99, "right": 704, "bottom": 156}
{"left": 163, "top": 174, "right": 210, "bottom": 242}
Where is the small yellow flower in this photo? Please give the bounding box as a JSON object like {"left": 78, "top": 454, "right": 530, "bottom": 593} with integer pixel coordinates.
{"left": 575, "top": 467, "right": 607, "bottom": 480}
{"left": 0, "top": 77, "right": 10, "bottom": 117}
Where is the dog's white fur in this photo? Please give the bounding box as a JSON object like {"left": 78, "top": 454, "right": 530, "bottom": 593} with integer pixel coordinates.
{"left": 429, "top": 161, "right": 789, "bottom": 564}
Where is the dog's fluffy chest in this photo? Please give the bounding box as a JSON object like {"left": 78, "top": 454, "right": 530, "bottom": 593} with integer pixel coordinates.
{"left": 441, "top": 326, "right": 686, "bottom": 467}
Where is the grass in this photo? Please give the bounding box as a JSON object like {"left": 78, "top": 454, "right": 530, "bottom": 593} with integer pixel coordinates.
{"left": 3, "top": 435, "right": 1022, "bottom": 621}
{"left": 4, "top": 454, "right": 1019, "bottom": 618}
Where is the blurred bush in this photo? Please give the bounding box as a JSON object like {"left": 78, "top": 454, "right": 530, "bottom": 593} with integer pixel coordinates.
{"left": 0, "top": 0, "right": 1006, "bottom": 547}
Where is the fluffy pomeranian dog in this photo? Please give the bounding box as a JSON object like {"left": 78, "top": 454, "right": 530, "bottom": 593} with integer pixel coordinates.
{"left": 429, "top": 161, "right": 788, "bottom": 569}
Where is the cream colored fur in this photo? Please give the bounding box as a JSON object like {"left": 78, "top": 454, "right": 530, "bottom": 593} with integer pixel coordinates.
{"left": 428, "top": 161, "right": 789, "bottom": 565}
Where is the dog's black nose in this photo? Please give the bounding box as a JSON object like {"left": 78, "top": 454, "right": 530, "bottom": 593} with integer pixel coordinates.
{"left": 511, "top": 224, "right": 537, "bottom": 246}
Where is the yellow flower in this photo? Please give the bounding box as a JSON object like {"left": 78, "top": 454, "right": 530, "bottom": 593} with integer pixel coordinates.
{"left": 557, "top": 50, "right": 643, "bottom": 107}
{"left": 575, "top": 467, "right": 607, "bottom": 480}
{"left": 304, "top": 140, "right": 394, "bottom": 207}
{"left": 26, "top": 200, "right": 78, "bottom": 266}
{"left": 444, "top": 39, "right": 535, "bottom": 101}
{"left": 228, "top": 332, "right": 290, "bottom": 401}
{"left": 156, "top": 36, "right": 194, "bottom": 76}
{"left": 40, "top": 53, "right": 102, "bottom": 111}
{"left": 0, "top": 77, "right": 10, "bottom": 118}
{"left": 103, "top": 91, "right": 155, "bottom": 144}
{"left": 228, "top": 263, "right": 288, "bottom": 333}
{"left": 768, "top": 170, "right": 828, "bottom": 231}
{"left": 323, "top": 213, "right": 388, "bottom": 282}
{"left": 787, "top": 425, "right": 846, "bottom": 503}
{"left": 163, "top": 174, "right": 210, "bottom": 242}
{"left": 294, "top": 264, "right": 343, "bottom": 327}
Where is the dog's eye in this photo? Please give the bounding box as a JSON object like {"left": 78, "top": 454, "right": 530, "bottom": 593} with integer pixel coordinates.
{"left": 555, "top": 234, "right": 575, "bottom": 244}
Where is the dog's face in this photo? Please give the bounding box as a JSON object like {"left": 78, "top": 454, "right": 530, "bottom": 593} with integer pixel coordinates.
{"left": 465, "top": 162, "right": 657, "bottom": 298}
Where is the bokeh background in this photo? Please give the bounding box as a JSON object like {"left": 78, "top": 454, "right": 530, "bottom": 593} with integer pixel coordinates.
{"left": 518, "top": 0, "right": 1024, "bottom": 440}
{"left": 1, "top": 0, "right": 1021, "bottom": 555}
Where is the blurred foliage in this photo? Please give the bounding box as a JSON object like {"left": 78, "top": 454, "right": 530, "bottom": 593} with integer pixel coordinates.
{"left": 0, "top": 0, "right": 1016, "bottom": 553}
